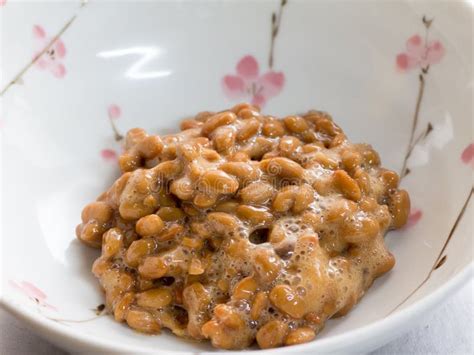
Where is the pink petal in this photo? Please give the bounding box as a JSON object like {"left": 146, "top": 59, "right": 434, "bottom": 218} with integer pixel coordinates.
{"left": 396, "top": 53, "right": 418, "bottom": 71}
{"left": 33, "top": 25, "right": 46, "bottom": 39}
{"left": 461, "top": 143, "right": 474, "bottom": 165}
{"left": 258, "top": 71, "right": 285, "bottom": 99}
{"left": 54, "top": 39, "right": 66, "bottom": 58}
{"left": 406, "top": 34, "right": 424, "bottom": 58}
{"left": 425, "top": 40, "right": 445, "bottom": 66}
{"left": 101, "top": 149, "right": 118, "bottom": 161}
{"left": 405, "top": 209, "right": 422, "bottom": 228}
{"left": 222, "top": 75, "right": 246, "bottom": 99}
{"left": 43, "top": 302, "right": 58, "bottom": 311}
{"left": 108, "top": 104, "right": 121, "bottom": 120}
{"left": 35, "top": 55, "right": 49, "bottom": 69}
{"left": 20, "top": 281, "right": 47, "bottom": 302}
{"left": 50, "top": 63, "right": 66, "bottom": 78}
{"left": 251, "top": 94, "right": 266, "bottom": 108}
{"left": 236, "top": 55, "right": 259, "bottom": 80}
{"left": 0, "top": 0, "right": 7, "bottom": 6}
{"left": 396, "top": 53, "right": 409, "bottom": 70}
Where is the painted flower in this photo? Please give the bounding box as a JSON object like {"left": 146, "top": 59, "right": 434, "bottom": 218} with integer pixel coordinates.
{"left": 405, "top": 208, "right": 423, "bottom": 229}
{"left": 107, "top": 104, "right": 124, "bottom": 141}
{"left": 101, "top": 148, "right": 118, "bottom": 162}
{"left": 396, "top": 34, "right": 445, "bottom": 71}
{"left": 33, "top": 25, "right": 67, "bottom": 78}
{"left": 222, "top": 55, "right": 285, "bottom": 107}
{"left": 9, "top": 280, "right": 57, "bottom": 311}
{"left": 0, "top": 0, "right": 7, "bottom": 7}
{"left": 108, "top": 104, "right": 121, "bottom": 120}
{"left": 461, "top": 143, "right": 474, "bottom": 167}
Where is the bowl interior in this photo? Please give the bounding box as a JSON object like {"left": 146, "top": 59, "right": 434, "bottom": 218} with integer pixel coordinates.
{"left": 1, "top": 1, "right": 472, "bottom": 353}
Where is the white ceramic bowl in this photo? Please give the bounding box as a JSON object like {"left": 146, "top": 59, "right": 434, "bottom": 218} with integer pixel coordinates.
{"left": 1, "top": 1, "right": 473, "bottom": 354}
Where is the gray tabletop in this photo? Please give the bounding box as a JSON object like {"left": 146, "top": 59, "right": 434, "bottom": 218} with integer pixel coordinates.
{"left": 1, "top": 278, "right": 472, "bottom": 355}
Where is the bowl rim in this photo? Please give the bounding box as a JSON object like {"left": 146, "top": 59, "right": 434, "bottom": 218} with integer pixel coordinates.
{"left": 1, "top": 262, "right": 472, "bottom": 354}
{"left": 1, "top": 0, "right": 473, "bottom": 352}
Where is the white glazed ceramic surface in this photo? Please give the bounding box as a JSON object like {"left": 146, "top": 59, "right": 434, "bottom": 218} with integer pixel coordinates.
{"left": 1, "top": 1, "right": 473, "bottom": 354}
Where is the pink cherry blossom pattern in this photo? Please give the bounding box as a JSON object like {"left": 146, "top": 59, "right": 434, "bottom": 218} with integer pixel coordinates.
{"left": 108, "top": 104, "right": 122, "bottom": 120}
{"left": 107, "top": 104, "right": 124, "bottom": 141}
{"left": 405, "top": 208, "right": 423, "bottom": 229}
{"left": 222, "top": 55, "right": 285, "bottom": 107}
{"left": 461, "top": 143, "right": 474, "bottom": 168}
{"left": 33, "top": 25, "right": 67, "bottom": 78}
{"left": 101, "top": 148, "right": 118, "bottom": 162}
{"left": 396, "top": 34, "right": 445, "bottom": 71}
{"left": 9, "top": 280, "right": 57, "bottom": 311}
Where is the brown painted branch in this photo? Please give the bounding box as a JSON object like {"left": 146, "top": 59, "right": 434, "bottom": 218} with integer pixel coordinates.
{"left": 0, "top": 15, "right": 77, "bottom": 97}
{"left": 109, "top": 117, "right": 124, "bottom": 141}
{"left": 405, "top": 122, "right": 433, "bottom": 158}
{"left": 268, "top": 0, "right": 287, "bottom": 69}
{"left": 48, "top": 313, "right": 105, "bottom": 323}
{"left": 400, "top": 73, "right": 426, "bottom": 178}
